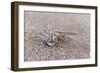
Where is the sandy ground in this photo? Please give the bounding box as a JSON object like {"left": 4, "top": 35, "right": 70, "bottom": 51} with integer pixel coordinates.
{"left": 24, "top": 11, "right": 90, "bottom": 61}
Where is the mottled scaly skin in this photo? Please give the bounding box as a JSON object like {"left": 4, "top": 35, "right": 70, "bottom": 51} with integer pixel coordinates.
{"left": 37, "top": 30, "right": 77, "bottom": 47}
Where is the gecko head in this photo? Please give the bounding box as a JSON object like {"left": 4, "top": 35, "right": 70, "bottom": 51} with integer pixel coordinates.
{"left": 45, "top": 34, "right": 58, "bottom": 47}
